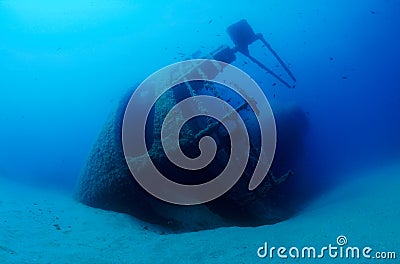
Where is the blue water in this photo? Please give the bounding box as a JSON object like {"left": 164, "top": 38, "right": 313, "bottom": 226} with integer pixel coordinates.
{"left": 1, "top": 0, "right": 399, "bottom": 219}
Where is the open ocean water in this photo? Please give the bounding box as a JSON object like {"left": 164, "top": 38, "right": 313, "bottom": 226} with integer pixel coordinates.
{"left": 1, "top": 0, "right": 399, "bottom": 263}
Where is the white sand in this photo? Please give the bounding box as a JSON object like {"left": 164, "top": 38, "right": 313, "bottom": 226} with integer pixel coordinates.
{"left": 1, "top": 162, "right": 399, "bottom": 263}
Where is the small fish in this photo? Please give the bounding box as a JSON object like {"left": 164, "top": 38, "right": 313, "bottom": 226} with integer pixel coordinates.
{"left": 216, "top": 34, "right": 221, "bottom": 37}
{"left": 272, "top": 83, "right": 277, "bottom": 86}
{"left": 342, "top": 76, "right": 348, "bottom": 79}
{"left": 273, "top": 94, "right": 276, "bottom": 98}
{"left": 370, "top": 11, "right": 376, "bottom": 14}
{"left": 330, "top": 57, "right": 334, "bottom": 61}
{"left": 208, "top": 19, "right": 213, "bottom": 24}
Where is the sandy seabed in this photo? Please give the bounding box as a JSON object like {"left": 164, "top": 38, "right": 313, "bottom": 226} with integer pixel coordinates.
{"left": 1, "top": 162, "right": 399, "bottom": 264}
